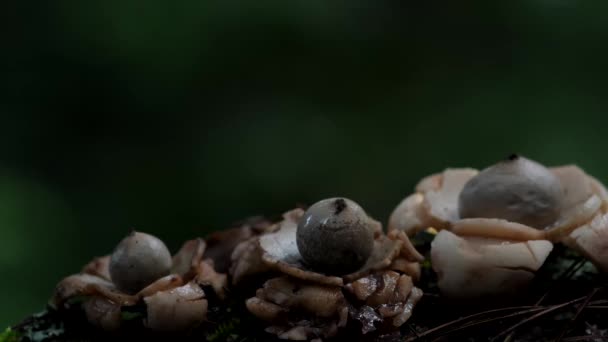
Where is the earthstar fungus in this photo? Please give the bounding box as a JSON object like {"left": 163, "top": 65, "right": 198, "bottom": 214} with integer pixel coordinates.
{"left": 389, "top": 155, "right": 608, "bottom": 298}
{"left": 297, "top": 198, "right": 374, "bottom": 274}
{"left": 231, "top": 198, "right": 424, "bottom": 340}
{"left": 52, "top": 232, "right": 227, "bottom": 332}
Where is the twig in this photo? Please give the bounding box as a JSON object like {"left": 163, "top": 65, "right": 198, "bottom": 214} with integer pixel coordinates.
{"left": 406, "top": 324, "right": 421, "bottom": 340}
{"left": 580, "top": 298, "right": 608, "bottom": 309}
{"left": 555, "top": 288, "right": 599, "bottom": 342}
{"left": 536, "top": 258, "right": 586, "bottom": 306}
{"left": 414, "top": 294, "right": 599, "bottom": 342}
{"left": 406, "top": 294, "right": 607, "bottom": 342}
{"left": 491, "top": 296, "right": 588, "bottom": 341}
{"left": 433, "top": 307, "right": 546, "bottom": 338}
{"left": 562, "top": 336, "right": 607, "bottom": 342}
{"left": 588, "top": 299, "right": 608, "bottom": 306}
{"left": 404, "top": 306, "right": 544, "bottom": 342}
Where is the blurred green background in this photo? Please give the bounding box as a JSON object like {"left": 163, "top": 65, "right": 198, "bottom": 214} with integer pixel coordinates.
{"left": 2, "top": 0, "right": 608, "bottom": 326}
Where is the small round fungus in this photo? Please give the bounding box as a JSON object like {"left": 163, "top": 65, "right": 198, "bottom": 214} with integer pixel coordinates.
{"left": 458, "top": 154, "right": 563, "bottom": 228}
{"left": 109, "top": 231, "right": 172, "bottom": 294}
{"left": 296, "top": 198, "right": 374, "bottom": 274}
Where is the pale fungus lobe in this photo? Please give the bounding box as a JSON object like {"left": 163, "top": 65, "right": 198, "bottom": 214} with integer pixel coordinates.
{"left": 109, "top": 231, "right": 172, "bottom": 294}
{"left": 296, "top": 197, "right": 374, "bottom": 274}
{"left": 458, "top": 154, "right": 563, "bottom": 228}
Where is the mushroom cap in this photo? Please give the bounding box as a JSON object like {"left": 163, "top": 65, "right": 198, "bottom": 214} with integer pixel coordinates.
{"left": 297, "top": 198, "right": 375, "bottom": 274}
{"left": 109, "top": 231, "right": 172, "bottom": 294}
{"left": 458, "top": 155, "right": 563, "bottom": 228}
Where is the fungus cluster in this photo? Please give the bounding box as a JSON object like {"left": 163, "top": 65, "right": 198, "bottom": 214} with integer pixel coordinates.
{"left": 47, "top": 156, "right": 608, "bottom": 339}
{"left": 389, "top": 155, "right": 608, "bottom": 298}
{"left": 52, "top": 232, "right": 227, "bottom": 331}
{"left": 231, "top": 198, "right": 423, "bottom": 340}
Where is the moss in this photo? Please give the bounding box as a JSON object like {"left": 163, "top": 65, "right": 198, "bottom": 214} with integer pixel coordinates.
{"left": 206, "top": 317, "right": 240, "bottom": 342}
{"left": 0, "top": 328, "right": 20, "bottom": 342}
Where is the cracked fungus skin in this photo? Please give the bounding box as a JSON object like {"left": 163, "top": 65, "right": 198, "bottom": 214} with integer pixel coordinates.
{"left": 389, "top": 155, "right": 608, "bottom": 298}
{"left": 230, "top": 199, "right": 425, "bottom": 341}
{"left": 51, "top": 233, "right": 228, "bottom": 332}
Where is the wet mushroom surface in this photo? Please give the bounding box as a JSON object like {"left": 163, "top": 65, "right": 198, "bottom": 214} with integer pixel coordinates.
{"left": 51, "top": 231, "right": 228, "bottom": 333}
{"left": 231, "top": 197, "right": 424, "bottom": 341}
{"left": 388, "top": 155, "right": 608, "bottom": 298}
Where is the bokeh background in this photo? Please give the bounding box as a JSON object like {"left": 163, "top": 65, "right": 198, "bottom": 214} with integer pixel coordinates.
{"left": 2, "top": 0, "right": 608, "bottom": 326}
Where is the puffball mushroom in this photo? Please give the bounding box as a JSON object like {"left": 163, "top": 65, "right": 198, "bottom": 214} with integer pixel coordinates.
{"left": 389, "top": 155, "right": 608, "bottom": 298}
{"left": 231, "top": 199, "right": 424, "bottom": 340}
{"left": 297, "top": 198, "right": 374, "bottom": 274}
{"left": 109, "top": 231, "right": 172, "bottom": 294}
{"left": 458, "top": 154, "right": 563, "bottom": 228}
